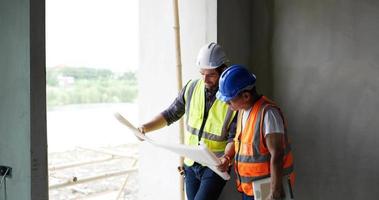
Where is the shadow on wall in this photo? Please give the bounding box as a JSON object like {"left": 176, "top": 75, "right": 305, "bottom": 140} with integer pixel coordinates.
{"left": 218, "top": 0, "right": 276, "bottom": 98}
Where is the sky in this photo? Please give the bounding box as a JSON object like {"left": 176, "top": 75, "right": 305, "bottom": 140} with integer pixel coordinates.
{"left": 46, "top": 0, "right": 139, "bottom": 72}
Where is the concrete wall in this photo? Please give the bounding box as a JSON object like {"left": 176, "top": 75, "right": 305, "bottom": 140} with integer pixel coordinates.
{"left": 217, "top": 1, "right": 255, "bottom": 199}
{"left": 218, "top": 0, "right": 275, "bottom": 97}
{"left": 271, "top": 0, "right": 379, "bottom": 199}
{"left": 220, "top": 0, "right": 379, "bottom": 199}
{"left": 0, "top": 0, "right": 47, "bottom": 199}
{"left": 138, "top": 0, "right": 217, "bottom": 199}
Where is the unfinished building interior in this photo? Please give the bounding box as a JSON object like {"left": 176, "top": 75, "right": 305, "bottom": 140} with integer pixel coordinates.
{"left": 1, "top": 0, "right": 379, "bottom": 199}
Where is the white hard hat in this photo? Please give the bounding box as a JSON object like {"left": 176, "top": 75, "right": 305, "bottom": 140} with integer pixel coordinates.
{"left": 196, "top": 42, "right": 229, "bottom": 69}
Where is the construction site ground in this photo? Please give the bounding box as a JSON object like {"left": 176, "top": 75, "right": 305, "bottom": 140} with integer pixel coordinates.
{"left": 48, "top": 144, "right": 139, "bottom": 200}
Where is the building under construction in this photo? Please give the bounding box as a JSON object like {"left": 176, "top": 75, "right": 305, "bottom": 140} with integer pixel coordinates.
{"left": 1, "top": 0, "right": 379, "bottom": 199}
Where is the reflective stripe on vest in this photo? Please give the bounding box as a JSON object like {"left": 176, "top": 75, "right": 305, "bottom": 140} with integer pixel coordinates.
{"left": 234, "top": 96, "right": 294, "bottom": 196}
{"left": 183, "top": 79, "right": 236, "bottom": 166}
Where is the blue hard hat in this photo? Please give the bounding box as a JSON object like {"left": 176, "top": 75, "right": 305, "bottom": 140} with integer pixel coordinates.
{"left": 216, "top": 65, "right": 256, "bottom": 102}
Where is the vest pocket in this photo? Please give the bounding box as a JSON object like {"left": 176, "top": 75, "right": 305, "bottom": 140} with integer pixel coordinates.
{"left": 240, "top": 142, "right": 253, "bottom": 156}
{"left": 205, "top": 121, "right": 222, "bottom": 137}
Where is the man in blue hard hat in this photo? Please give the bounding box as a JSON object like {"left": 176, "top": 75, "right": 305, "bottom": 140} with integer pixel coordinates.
{"left": 138, "top": 42, "right": 237, "bottom": 200}
{"left": 216, "top": 65, "right": 295, "bottom": 200}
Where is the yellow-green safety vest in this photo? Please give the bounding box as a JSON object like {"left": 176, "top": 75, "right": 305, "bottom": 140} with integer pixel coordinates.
{"left": 184, "top": 79, "right": 236, "bottom": 166}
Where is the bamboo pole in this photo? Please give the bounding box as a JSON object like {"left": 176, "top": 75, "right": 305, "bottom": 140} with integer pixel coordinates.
{"left": 49, "top": 168, "right": 138, "bottom": 190}
{"left": 49, "top": 156, "right": 123, "bottom": 171}
{"left": 172, "top": 0, "right": 185, "bottom": 200}
{"left": 115, "top": 159, "right": 138, "bottom": 199}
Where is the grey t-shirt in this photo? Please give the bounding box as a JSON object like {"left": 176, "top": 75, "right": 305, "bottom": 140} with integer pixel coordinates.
{"left": 242, "top": 106, "right": 284, "bottom": 136}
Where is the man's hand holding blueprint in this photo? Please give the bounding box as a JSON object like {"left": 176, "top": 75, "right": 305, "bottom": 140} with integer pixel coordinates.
{"left": 114, "top": 112, "right": 230, "bottom": 180}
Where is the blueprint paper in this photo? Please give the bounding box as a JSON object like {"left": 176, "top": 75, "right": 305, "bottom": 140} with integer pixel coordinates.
{"left": 114, "top": 112, "right": 230, "bottom": 180}
{"left": 253, "top": 176, "right": 294, "bottom": 200}
{"left": 114, "top": 112, "right": 151, "bottom": 142}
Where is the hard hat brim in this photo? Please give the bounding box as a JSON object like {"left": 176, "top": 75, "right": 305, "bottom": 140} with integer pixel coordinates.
{"left": 216, "top": 91, "right": 234, "bottom": 102}
{"left": 199, "top": 65, "right": 221, "bottom": 69}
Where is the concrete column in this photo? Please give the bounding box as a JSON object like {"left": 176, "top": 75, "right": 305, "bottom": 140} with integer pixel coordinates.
{"left": 139, "top": 0, "right": 216, "bottom": 199}
{"left": 0, "top": 0, "right": 47, "bottom": 199}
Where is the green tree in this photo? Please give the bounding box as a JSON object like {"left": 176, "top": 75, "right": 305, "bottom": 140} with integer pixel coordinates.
{"left": 46, "top": 66, "right": 138, "bottom": 108}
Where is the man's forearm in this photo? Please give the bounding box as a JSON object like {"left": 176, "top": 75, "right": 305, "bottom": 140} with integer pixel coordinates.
{"left": 217, "top": 142, "right": 235, "bottom": 172}
{"left": 266, "top": 133, "right": 285, "bottom": 199}
{"left": 224, "top": 142, "right": 235, "bottom": 159}
{"left": 140, "top": 114, "right": 168, "bottom": 133}
{"left": 270, "top": 152, "right": 284, "bottom": 196}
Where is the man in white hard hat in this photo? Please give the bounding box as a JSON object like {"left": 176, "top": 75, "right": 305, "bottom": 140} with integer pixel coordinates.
{"left": 138, "top": 42, "right": 237, "bottom": 200}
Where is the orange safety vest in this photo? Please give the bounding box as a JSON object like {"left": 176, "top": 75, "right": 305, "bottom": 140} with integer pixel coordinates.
{"left": 234, "top": 96, "right": 295, "bottom": 196}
